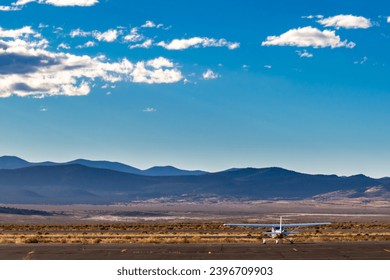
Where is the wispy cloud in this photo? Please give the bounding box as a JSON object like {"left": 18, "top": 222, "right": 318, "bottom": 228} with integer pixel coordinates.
{"left": 354, "top": 56, "right": 368, "bottom": 65}
{"left": 302, "top": 15, "right": 324, "bottom": 19}
{"left": 71, "top": 28, "right": 119, "bottom": 42}
{"left": 296, "top": 49, "right": 313, "bottom": 58}
{"left": 76, "top": 40, "right": 96, "bottom": 48}
{"left": 39, "top": 106, "right": 48, "bottom": 112}
{"left": 38, "top": 23, "right": 49, "bottom": 29}
{"left": 157, "top": 37, "right": 240, "bottom": 50}
{"left": 318, "top": 14, "right": 372, "bottom": 29}
{"left": 141, "top": 20, "right": 165, "bottom": 29}
{"left": 129, "top": 39, "right": 153, "bottom": 49}
{"left": 57, "top": 42, "right": 70, "bottom": 50}
{"left": 143, "top": 107, "right": 157, "bottom": 113}
{"left": 141, "top": 20, "right": 163, "bottom": 28}
{"left": 262, "top": 26, "right": 355, "bottom": 48}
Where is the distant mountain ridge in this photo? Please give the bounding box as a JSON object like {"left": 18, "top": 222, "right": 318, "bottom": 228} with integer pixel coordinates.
{"left": 0, "top": 156, "right": 208, "bottom": 176}
{"left": 0, "top": 157, "right": 388, "bottom": 204}
{"left": 0, "top": 156, "right": 31, "bottom": 169}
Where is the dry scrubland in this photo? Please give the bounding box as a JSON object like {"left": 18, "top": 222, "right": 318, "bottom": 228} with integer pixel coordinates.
{"left": 0, "top": 222, "right": 389, "bottom": 244}
{"left": 1, "top": 200, "right": 389, "bottom": 244}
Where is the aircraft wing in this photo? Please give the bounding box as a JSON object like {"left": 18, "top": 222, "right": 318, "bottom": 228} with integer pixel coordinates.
{"left": 280, "top": 222, "right": 331, "bottom": 227}
{"left": 224, "top": 222, "right": 331, "bottom": 228}
{"left": 224, "top": 223, "right": 281, "bottom": 227}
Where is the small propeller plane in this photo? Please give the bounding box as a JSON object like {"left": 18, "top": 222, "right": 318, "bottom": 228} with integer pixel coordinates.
{"left": 224, "top": 216, "right": 331, "bottom": 244}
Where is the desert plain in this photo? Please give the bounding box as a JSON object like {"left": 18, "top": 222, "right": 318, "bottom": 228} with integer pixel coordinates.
{"left": 0, "top": 199, "right": 389, "bottom": 259}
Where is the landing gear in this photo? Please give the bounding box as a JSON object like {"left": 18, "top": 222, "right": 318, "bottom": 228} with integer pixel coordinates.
{"left": 262, "top": 238, "right": 292, "bottom": 244}
{"left": 262, "top": 238, "right": 281, "bottom": 244}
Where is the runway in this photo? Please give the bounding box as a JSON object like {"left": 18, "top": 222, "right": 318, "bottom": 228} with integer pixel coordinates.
{"left": 1, "top": 242, "right": 389, "bottom": 260}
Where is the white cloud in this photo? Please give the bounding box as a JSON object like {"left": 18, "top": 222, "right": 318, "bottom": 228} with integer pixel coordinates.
{"left": 14, "top": 0, "right": 37, "bottom": 5}
{"left": 387, "top": 17, "right": 390, "bottom": 23}
{"left": 129, "top": 39, "right": 153, "bottom": 49}
{"left": 41, "top": 0, "right": 99, "bottom": 6}
{"left": 141, "top": 20, "right": 156, "bottom": 28}
{"left": 0, "top": 26, "right": 35, "bottom": 39}
{"left": 57, "top": 42, "right": 70, "bottom": 50}
{"left": 146, "top": 57, "right": 173, "bottom": 69}
{"left": 143, "top": 107, "right": 157, "bottom": 113}
{"left": 157, "top": 37, "right": 240, "bottom": 50}
{"left": 123, "top": 28, "right": 144, "bottom": 42}
{"left": 141, "top": 20, "right": 165, "bottom": 29}
{"left": 38, "top": 23, "right": 49, "bottom": 29}
{"left": 93, "top": 29, "right": 118, "bottom": 42}
{"left": 71, "top": 28, "right": 119, "bottom": 42}
{"left": 318, "top": 14, "right": 372, "bottom": 29}
{"left": 70, "top": 28, "right": 91, "bottom": 38}
{"left": 0, "top": 26, "right": 183, "bottom": 97}
{"left": 0, "top": 5, "right": 21, "bottom": 11}
{"left": 296, "top": 49, "right": 313, "bottom": 58}
{"left": 227, "top": 42, "right": 240, "bottom": 50}
{"left": 262, "top": 26, "right": 356, "bottom": 48}
{"left": 202, "top": 69, "right": 219, "bottom": 80}
{"left": 264, "top": 65, "right": 272, "bottom": 69}
{"left": 76, "top": 40, "right": 96, "bottom": 48}
{"left": 0, "top": 0, "right": 99, "bottom": 11}
{"left": 131, "top": 61, "right": 183, "bottom": 84}
{"left": 302, "top": 15, "right": 324, "bottom": 19}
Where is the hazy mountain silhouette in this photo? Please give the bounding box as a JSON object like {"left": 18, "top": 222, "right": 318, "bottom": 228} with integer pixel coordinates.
{"left": 0, "top": 162, "right": 388, "bottom": 204}
{"left": 0, "top": 156, "right": 31, "bottom": 169}
{"left": 143, "top": 166, "right": 207, "bottom": 176}
{"left": 67, "top": 159, "right": 143, "bottom": 174}
{"left": 0, "top": 156, "right": 207, "bottom": 176}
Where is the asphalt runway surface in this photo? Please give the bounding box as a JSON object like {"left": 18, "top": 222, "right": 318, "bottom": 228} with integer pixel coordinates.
{"left": 1, "top": 242, "right": 389, "bottom": 260}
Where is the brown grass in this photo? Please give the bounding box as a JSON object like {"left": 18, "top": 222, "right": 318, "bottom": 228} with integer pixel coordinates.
{"left": 0, "top": 222, "right": 389, "bottom": 244}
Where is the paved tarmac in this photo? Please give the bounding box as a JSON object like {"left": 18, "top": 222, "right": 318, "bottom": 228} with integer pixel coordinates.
{"left": 1, "top": 242, "right": 390, "bottom": 260}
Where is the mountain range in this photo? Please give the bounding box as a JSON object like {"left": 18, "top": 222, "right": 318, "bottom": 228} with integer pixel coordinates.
{"left": 0, "top": 156, "right": 389, "bottom": 204}
{"left": 0, "top": 156, "right": 207, "bottom": 176}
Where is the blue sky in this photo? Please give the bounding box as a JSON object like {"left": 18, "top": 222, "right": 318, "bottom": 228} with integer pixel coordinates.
{"left": 0, "top": 0, "right": 389, "bottom": 177}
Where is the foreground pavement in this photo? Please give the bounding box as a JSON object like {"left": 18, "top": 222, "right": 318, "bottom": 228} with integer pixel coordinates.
{"left": 1, "top": 242, "right": 390, "bottom": 260}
